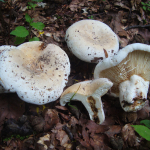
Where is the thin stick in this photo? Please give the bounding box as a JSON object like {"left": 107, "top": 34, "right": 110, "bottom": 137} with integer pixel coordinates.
{"left": 125, "top": 24, "right": 150, "bottom": 31}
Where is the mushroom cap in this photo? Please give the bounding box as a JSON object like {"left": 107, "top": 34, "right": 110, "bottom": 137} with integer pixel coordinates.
{"left": 94, "top": 43, "right": 150, "bottom": 96}
{"left": 0, "top": 45, "right": 16, "bottom": 93}
{"left": 60, "top": 78, "right": 113, "bottom": 124}
{"left": 0, "top": 45, "right": 16, "bottom": 55}
{"left": 65, "top": 19, "right": 119, "bottom": 63}
{"left": 0, "top": 41, "right": 70, "bottom": 105}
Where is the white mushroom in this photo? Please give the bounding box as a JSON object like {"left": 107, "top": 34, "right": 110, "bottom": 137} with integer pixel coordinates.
{"left": 0, "top": 41, "right": 70, "bottom": 105}
{"left": 65, "top": 19, "right": 119, "bottom": 63}
{"left": 60, "top": 78, "right": 113, "bottom": 124}
{"left": 0, "top": 45, "right": 16, "bottom": 55}
{"left": 94, "top": 43, "right": 150, "bottom": 112}
{"left": 0, "top": 45, "right": 16, "bottom": 93}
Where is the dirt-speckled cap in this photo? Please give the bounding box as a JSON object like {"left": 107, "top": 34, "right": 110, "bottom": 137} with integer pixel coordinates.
{"left": 65, "top": 19, "right": 119, "bottom": 63}
{"left": 0, "top": 41, "right": 70, "bottom": 105}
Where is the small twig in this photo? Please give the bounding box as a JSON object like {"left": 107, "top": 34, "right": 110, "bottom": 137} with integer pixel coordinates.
{"left": 125, "top": 24, "right": 150, "bottom": 31}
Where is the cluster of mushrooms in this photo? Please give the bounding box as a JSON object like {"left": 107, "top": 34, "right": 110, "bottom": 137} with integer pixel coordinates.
{"left": 0, "top": 19, "right": 150, "bottom": 125}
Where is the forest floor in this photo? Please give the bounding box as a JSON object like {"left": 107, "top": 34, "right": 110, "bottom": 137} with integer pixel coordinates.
{"left": 1, "top": 0, "right": 150, "bottom": 150}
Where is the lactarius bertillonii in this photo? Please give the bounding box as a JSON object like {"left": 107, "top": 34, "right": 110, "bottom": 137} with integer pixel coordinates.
{"left": 0, "top": 41, "right": 70, "bottom": 105}
{"left": 94, "top": 43, "right": 150, "bottom": 112}
{"left": 60, "top": 78, "right": 113, "bottom": 124}
{"left": 65, "top": 19, "right": 119, "bottom": 63}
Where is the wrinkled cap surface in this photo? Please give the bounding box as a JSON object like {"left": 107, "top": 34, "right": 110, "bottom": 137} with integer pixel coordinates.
{"left": 65, "top": 19, "right": 119, "bottom": 63}
{"left": 0, "top": 41, "right": 70, "bottom": 105}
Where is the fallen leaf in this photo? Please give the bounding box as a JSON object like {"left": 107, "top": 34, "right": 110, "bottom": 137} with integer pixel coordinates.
{"left": 105, "top": 125, "right": 122, "bottom": 138}
{"left": 44, "top": 109, "right": 60, "bottom": 131}
{"left": 121, "top": 124, "right": 139, "bottom": 147}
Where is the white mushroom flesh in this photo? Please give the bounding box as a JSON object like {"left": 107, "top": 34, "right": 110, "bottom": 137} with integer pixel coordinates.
{"left": 65, "top": 19, "right": 119, "bottom": 63}
{"left": 0, "top": 41, "right": 70, "bottom": 105}
{"left": 119, "top": 75, "right": 149, "bottom": 112}
{"left": 60, "top": 78, "right": 113, "bottom": 124}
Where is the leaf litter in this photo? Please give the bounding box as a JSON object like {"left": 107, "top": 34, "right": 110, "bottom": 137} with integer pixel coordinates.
{"left": 1, "top": 0, "right": 150, "bottom": 149}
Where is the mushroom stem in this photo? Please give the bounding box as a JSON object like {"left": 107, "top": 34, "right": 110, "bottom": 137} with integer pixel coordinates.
{"left": 119, "top": 75, "right": 149, "bottom": 112}
{"left": 60, "top": 92, "right": 105, "bottom": 124}
{"left": 86, "top": 95, "right": 105, "bottom": 124}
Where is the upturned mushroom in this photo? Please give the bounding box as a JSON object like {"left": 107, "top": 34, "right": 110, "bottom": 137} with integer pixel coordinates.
{"left": 60, "top": 78, "right": 113, "bottom": 124}
{"left": 65, "top": 19, "right": 119, "bottom": 63}
{"left": 0, "top": 41, "right": 70, "bottom": 105}
{"left": 94, "top": 43, "right": 150, "bottom": 112}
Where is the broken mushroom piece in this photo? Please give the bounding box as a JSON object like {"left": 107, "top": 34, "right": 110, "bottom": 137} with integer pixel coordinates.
{"left": 94, "top": 43, "right": 150, "bottom": 112}
{"left": 0, "top": 41, "right": 70, "bottom": 105}
{"left": 65, "top": 19, "right": 119, "bottom": 63}
{"left": 60, "top": 78, "right": 113, "bottom": 124}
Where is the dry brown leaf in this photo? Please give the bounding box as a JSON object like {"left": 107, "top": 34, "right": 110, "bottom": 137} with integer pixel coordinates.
{"left": 137, "top": 100, "right": 150, "bottom": 119}
{"left": 55, "top": 105, "right": 68, "bottom": 111}
{"left": 30, "top": 116, "right": 45, "bottom": 132}
{"left": 56, "top": 130, "right": 72, "bottom": 148}
{"left": 85, "top": 120, "right": 109, "bottom": 133}
{"left": 121, "top": 124, "right": 139, "bottom": 147}
{"left": 105, "top": 125, "right": 122, "bottom": 138}
{"left": 44, "top": 109, "right": 60, "bottom": 131}
{"left": 90, "top": 133, "right": 111, "bottom": 150}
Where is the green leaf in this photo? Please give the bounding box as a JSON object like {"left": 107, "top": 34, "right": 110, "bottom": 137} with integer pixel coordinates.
{"left": 131, "top": 125, "right": 150, "bottom": 141}
{"left": 141, "top": 2, "right": 146, "bottom": 5}
{"left": 28, "top": 2, "right": 37, "bottom": 9}
{"left": 29, "top": 37, "right": 40, "bottom": 41}
{"left": 0, "top": 0, "right": 5, "bottom": 2}
{"left": 32, "top": 0, "right": 43, "bottom": 2}
{"left": 143, "top": 6, "right": 147, "bottom": 11}
{"left": 30, "top": 22, "right": 45, "bottom": 30}
{"left": 14, "top": 37, "right": 26, "bottom": 45}
{"left": 140, "top": 120, "right": 150, "bottom": 128}
{"left": 10, "top": 26, "right": 29, "bottom": 37}
{"left": 25, "top": 14, "right": 32, "bottom": 23}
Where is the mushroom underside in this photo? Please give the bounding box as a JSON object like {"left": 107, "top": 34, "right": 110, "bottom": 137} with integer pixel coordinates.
{"left": 97, "top": 50, "right": 150, "bottom": 111}
{"left": 99, "top": 50, "right": 150, "bottom": 95}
